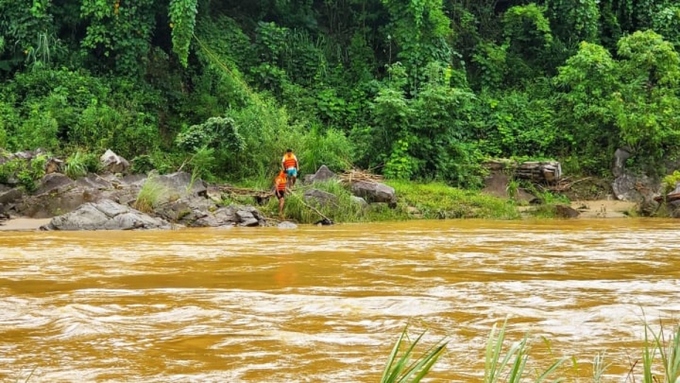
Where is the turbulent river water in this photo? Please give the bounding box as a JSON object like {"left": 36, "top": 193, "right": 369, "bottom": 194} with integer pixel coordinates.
{"left": 1, "top": 218, "right": 679, "bottom": 382}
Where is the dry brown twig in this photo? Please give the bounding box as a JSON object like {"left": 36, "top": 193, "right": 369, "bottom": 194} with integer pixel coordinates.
{"left": 338, "top": 168, "right": 383, "bottom": 185}
{"left": 548, "top": 177, "right": 592, "bottom": 192}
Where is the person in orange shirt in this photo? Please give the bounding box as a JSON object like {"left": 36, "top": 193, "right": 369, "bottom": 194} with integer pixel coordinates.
{"left": 274, "top": 170, "right": 288, "bottom": 218}
{"left": 281, "top": 148, "right": 299, "bottom": 187}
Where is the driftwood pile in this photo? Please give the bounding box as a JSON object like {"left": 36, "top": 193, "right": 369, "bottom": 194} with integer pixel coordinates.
{"left": 338, "top": 169, "right": 384, "bottom": 185}
{"left": 484, "top": 160, "right": 562, "bottom": 183}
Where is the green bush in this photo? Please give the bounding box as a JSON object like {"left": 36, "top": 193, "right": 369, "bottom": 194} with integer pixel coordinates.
{"left": 131, "top": 155, "right": 155, "bottom": 174}
{"left": 662, "top": 171, "right": 680, "bottom": 194}
{"left": 0, "top": 126, "right": 6, "bottom": 148}
{"left": 14, "top": 103, "right": 60, "bottom": 151}
{"left": 64, "top": 151, "right": 100, "bottom": 179}
{"left": 300, "top": 126, "right": 354, "bottom": 174}
{"left": 0, "top": 155, "right": 48, "bottom": 192}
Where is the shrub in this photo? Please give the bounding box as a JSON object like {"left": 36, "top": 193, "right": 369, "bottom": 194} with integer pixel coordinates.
{"left": 131, "top": 155, "right": 155, "bottom": 174}
{"left": 662, "top": 171, "right": 680, "bottom": 194}
{"left": 300, "top": 126, "right": 354, "bottom": 174}
{"left": 64, "top": 151, "right": 99, "bottom": 179}
{"left": 0, "top": 154, "right": 48, "bottom": 192}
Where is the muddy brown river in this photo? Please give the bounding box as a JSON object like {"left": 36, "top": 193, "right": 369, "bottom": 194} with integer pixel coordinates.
{"left": 1, "top": 218, "right": 679, "bottom": 382}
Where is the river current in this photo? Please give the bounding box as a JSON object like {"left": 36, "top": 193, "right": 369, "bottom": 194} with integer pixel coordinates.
{"left": 1, "top": 218, "right": 679, "bottom": 382}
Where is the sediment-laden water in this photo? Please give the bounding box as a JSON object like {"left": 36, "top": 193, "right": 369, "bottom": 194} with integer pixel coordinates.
{"left": 1, "top": 218, "right": 679, "bottom": 382}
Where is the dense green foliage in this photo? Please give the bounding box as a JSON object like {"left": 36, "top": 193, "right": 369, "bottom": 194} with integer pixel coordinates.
{"left": 2, "top": 0, "right": 680, "bottom": 185}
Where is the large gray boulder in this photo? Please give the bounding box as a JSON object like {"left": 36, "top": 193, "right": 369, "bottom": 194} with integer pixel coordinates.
{"left": 76, "top": 174, "right": 116, "bottom": 190}
{"left": 156, "top": 194, "right": 266, "bottom": 228}
{"left": 350, "top": 195, "right": 368, "bottom": 209}
{"left": 612, "top": 172, "right": 660, "bottom": 203}
{"left": 555, "top": 204, "right": 580, "bottom": 219}
{"left": 0, "top": 187, "right": 24, "bottom": 205}
{"left": 350, "top": 181, "right": 397, "bottom": 206}
{"left": 612, "top": 147, "right": 633, "bottom": 177}
{"left": 16, "top": 185, "right": 95, "bottom": 218}
{"left": 42, "top": 200, "right": 170, "bottom": 231}
{"left": 34, "top": 173, "right": 74, "bottom": 195}
{"left": 154, "top": 172, "right": 207, "bottom": 201}
{"left": 305, "top": 165, "right": 337, "bottom": 184}
{"left": 304, "top": 189, "right": 338, "bottom": 207}
{"left": 15, "top": 173, "right": 137, "bottom": 219}
{"left": 100, "top": 149, "right": 130, "bottom": 174}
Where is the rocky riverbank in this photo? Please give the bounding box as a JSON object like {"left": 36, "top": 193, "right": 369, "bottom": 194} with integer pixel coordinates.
{"left": 0, "top": 149, "right": 399, "bottom": 231}
{"left": 1, "top": 149, "right": 678, "bottom": 232}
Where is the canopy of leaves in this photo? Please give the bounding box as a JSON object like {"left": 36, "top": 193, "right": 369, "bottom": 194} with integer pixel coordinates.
{"left": 1, "top": 0, "right": 679, "bottom": 182}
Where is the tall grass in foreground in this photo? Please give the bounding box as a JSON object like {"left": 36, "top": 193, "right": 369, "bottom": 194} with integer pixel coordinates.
{"left": 238, "top": 176, "right": 525, "bottom": 222}
{"left": 484, "top": 319, "right": 566, "bottom": 383}
{"left": 634, "top": 322, "right": 680, "bottom": 383}
{"left": 384, "top": 320, "right": 680, "bottom": 382}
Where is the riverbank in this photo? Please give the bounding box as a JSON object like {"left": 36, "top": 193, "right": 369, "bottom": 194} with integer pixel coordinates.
{"left": 0, "top": 199, "right": 638, "bottom": 232}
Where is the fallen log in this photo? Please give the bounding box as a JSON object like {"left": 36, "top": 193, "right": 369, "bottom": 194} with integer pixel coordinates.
{"left": 654, "top": 191, "right": 680, "bottom": 203}
{"left": 483, "top": 159, "right": 562, "bottom": 183}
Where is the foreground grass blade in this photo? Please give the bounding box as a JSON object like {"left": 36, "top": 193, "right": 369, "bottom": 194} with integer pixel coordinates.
{"left": 380, "top": 327, "right": 449, "bottom": 383}
{"left": 485, "top": 318, "right": 525, "bottom": 383}
{"left": 535, "top": 357, "right": 568, "bottom": 383}
{"left": 592, "top": 352, "right": 611, "bottom": 383}
{"left": 642, "top": 325, "right": 656, "bottom": 383}
{"left": 647, "top": 322, "right": 680, "bottom": 383}
{"left": 381, "top": 328, "right": 408, "bottom": 383}
{"left": 484, "top": 318, "right": 567, "bottom": 383}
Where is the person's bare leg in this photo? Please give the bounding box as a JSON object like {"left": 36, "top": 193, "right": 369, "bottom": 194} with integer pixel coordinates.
{"left": 279, "top": 197, "right": 285, "bottom": 218}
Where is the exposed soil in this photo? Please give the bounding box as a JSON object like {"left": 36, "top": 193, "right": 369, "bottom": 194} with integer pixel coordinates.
{"left": 569, "top": 199, "right": 637, "bottom": 219}
{"left": 0, "top": 218, "right": 51, "bottom": 231}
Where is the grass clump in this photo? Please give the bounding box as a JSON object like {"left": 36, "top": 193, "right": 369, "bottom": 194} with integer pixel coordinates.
{"left": 266, "top": 179, "right": 366, "bottom": 223}
{"left": 133, "top": 176, "right": 169, "bottom": 213}
{"left": 0, "top": 154, "right": 48, "bottom": 192}
{"left": 256, "top": 177, "right": 522, "bottom": 223}
{"left": 387, "top": 180, "right": 521, "bottom": 220}
{"left": 64, "top": 151, "right": 100, "bottom": 179}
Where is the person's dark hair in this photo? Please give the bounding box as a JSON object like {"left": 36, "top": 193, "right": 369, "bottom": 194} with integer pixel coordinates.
{"left": 286, "top": 148, "right": 292, "bottom": 153}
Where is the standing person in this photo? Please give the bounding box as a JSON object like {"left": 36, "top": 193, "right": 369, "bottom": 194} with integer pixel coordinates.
{"left": 281, "top": 148, "right": 299, "bottom": 188}
{"left": 274, "top": 170, "right": 288, "bottom": 218}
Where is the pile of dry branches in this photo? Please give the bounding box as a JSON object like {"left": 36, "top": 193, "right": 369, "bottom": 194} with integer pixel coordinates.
{"left": 338, "top": 168, "right": 384, "bottom": 185}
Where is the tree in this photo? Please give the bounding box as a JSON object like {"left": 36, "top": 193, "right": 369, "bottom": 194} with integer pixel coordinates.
{"left": 556, "top": 31, "right": 680, "bottom": 175}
